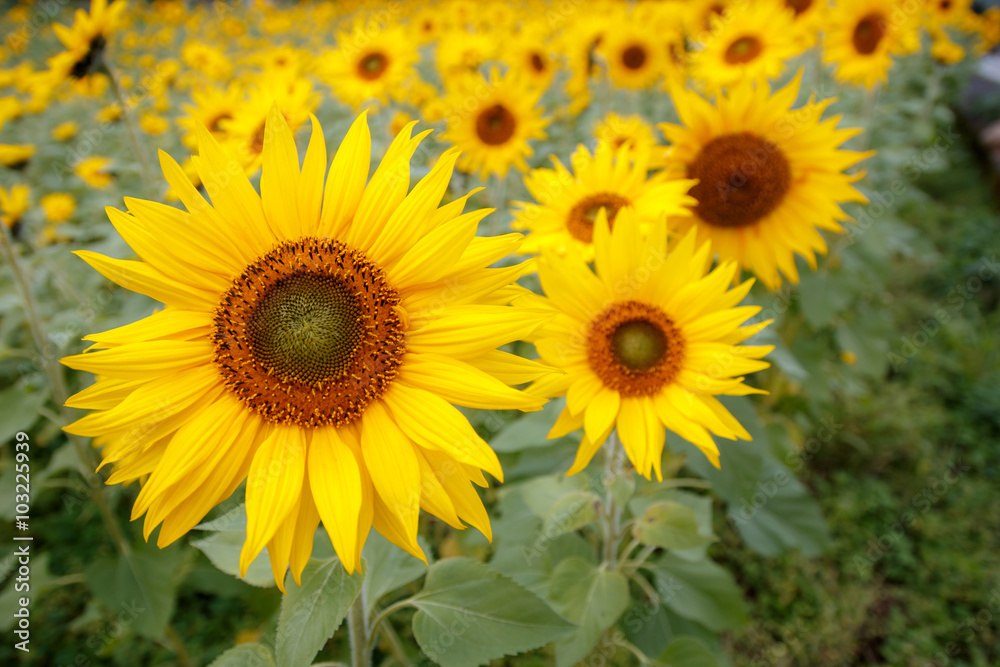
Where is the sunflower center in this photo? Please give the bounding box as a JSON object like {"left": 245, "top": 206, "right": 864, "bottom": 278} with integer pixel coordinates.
{"left": 588, "top": 301, "right": 684, "bottom": 397}
{"left": 358, "top": 52, "right": 389, "bottom": 80}
{"left": 724, "top": 36, "right": 763, "bottom": 64}
{"left": 530, "top": 52, "right": 546, "bottom": 73}
{"left": 622, "top": 45, "right": 647, "bottom": 70}
{"left": 566, "top": 192, "right": 631, "bottom": 244}
{"left": 213, "top": 237, "right": 406, "bottom": 427}
{"left": 785, "top": 0, "right": 813, "bottom": 15}
{"left": 852, "top": 13, "right": 887, "bottom": 55}
{"left": 687, "top": 132, "right": 792, "bottom": 229}
{"left": 71, "top": 36, "right": 106, "bottom": 79}
{"left": 475, "top": 104, "right": 516, "bottom": 145}
{"left": 208, "top": 112, "right": 232, "bottom": 133}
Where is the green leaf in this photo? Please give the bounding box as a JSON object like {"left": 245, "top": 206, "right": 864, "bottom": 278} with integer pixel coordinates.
{"left": 0, "top": 384, "right": 47, "bottom": 447}
{"left": 361, "top": 532, "right": 431, "bottom": 612}
{"left": 646, "top": 553, "right": 747, "bottom": 632}
{"left": 549, "top": 557, "right": 630, "bottom": 667}
{"left": 489, "top": 399, "right": 571, "bottom": 452}
{"left": 84, "top": 541, "right": 184, "bottom": 639}
{"left": 409, "top": 557, "right": 573, "bottom": 667}
{"left": 520, "top": 474, "right": 588, "bottom": 518}
{"left": 542, "top": 491, "right": 599, "bottom": 537}
{"left": 659, "top": 637, "right": 719, "bottom": 667}
{"left": 191, "top": 504, "right": 275, "bottom": 588}
{"left": 275, "top": 556, "right": 363, "bottom": 667}
{"left": 208, "top": 643, "right": 276, "bottom": 667}
{"left": 632, "top": 501, "right": 714, "bottom": 551}
{"left": 491, "top": 532, "right": 596, "bottom": 598}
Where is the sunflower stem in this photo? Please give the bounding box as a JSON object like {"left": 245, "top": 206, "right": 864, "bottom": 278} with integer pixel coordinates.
{"left": 348, "top": 593, "right": 370, "bottom": 667}
{"left": 100, "top": 61, "right": 156, "bottom": 193}
{"left": 0, "top": 224, "right": 131, "bottom": 558}
{"left": 601, "top": 431, "right": 624, "bottom": 568}
{"left": 859, "top": 83, "right": 881, "bottom": 151}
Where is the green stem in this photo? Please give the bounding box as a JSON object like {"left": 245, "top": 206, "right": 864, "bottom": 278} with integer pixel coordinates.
{"left": 601, "top": 431, "right": 623, "bottom": 568}
{"left": 348, "top": 594, "right": 370, "bottom": 667}
{"left": 165, "top": 627, "right": 194, "bottom": 667}
{"left": 100, "top": 61, "right": 155, "bottom": 191}
{"left": 1, "top": 224, "right": 130, "bottom": 556}
{"left": 366, "top": 600, "right": 411, "bottom": 654}
{"left": 378, "top": 619, "right": 414, "bottom": 667}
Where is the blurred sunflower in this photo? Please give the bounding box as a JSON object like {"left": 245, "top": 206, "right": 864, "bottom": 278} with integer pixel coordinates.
{"left": 512, "top": 141, "right": 695, "bottom": 258}
{"left": 0, "top": 144, "right": 35, "bottom": 169}
{"left": 442, "top": 68, "right": 548, "bottom": 180}
{"left": 505, "top": 28, "right": 557, "bottom": 91}
{"left": 52, "top": 121, "right": 80, "bottom": 141}
{"left": 660, "top": 75, "right": 872, "bottom": 289}
{"left": 47, "top": 0, "right": 126, "bottom": 83}
{"left": 74, "top": 156, "right": 114, "bottom": 188}
{"left": 0, "top": 184, "right": 30, "bottom": 229}
{"left": 527, "top": 213, "right": 772, "bottom": 477}
{"left": 41, "top": 192, "right": 77, "bottom": 223}
{"left": 61, "top": 110, "right": 552, "bottom": 588}
{"left": 690, "top": 0, "right": 799, "bottom": 94}
{"left": 823, "top": 0, "right": 920, "bottom": 89}
{"left": 321, "top": 23, "right": 418, "bottom": 110}
{"left": 592, "top": 112, "right": 667, "bottom": 167}
{"left": 179, "top": 83, "right": 244, "bottom": 150}
{"left": 599, "top": 17, "right": 665, "bottom": 90}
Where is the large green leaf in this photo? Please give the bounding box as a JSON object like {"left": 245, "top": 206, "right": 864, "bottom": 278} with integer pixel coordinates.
{"left": 491, "top": 532, "right": 596, "bottom": 598}
{"left": 84, "top": 541, "right": 184, "bottom": 639}
{"left": 191, "top": 504, "right": 275, "bottom": 588}
{"left": 409, "top": 557, "right": 573, "bottom": 667}
{"left": 542, "top": 490, "right": 599, "bottom": 537}
{"left": 208, "top": 643, "right": 276, "bottom": 667}
{"left": 361, "top": 532, "right": 431, "bottom": 612}
{"left": 645, "top": 553, "right": 747, "bottom": 632}
{"left": 659, "top": 637, "right": 719, "bottom": 667}
{"left": 549, "top": 557, "right": 630, "bottom": 667}
{"left": 0, "top": 385, "right": 47, "bottom": 448}
{"left": 632, "top": 501, "right": 714, "bottom": 551}
{"left": 275, "top": 556, "right": 363, "bottom": 667}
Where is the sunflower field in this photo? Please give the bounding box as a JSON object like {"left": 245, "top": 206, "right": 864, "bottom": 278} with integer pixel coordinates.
{"left": 2, "top": 0, "right": 1000, "bottom": 665}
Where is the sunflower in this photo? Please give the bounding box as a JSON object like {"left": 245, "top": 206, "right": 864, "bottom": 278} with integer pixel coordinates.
{"left": 47, "top": 0, "right": 126, "bottom": 83}
{"left": 783, "top": 0, "right": 828, "bottom": 48}
{"left": 0, "top": 184, "right": 30, "bottom": 229}
{"left": 217, "top": 75, "right": 318, "bottom": 174}
{"left": 592, "top": 112, "right": 668, "bottom": 168}
{"left": 559, "top": 14, "right": 607, "bottom": 116}
{"left": 924, "top": 0, "right": 972, "bottom": 27}
{"left": 599, "top": 15, "right": 666, "bottom": 90}
{"left": 319, "top": 23, "right": 418, "bottom": 111}
{"left": 179, "top": 82, "right": 245, "bottom": 150}
{"left": 0, "top": 144, "right": 35, "bottom": 169}
{"left": 660, "top": 75, "right": 872, "bottom": 290}
{"left": 504, "top": 27, "right": 557, "bottom": 91}
{"left": 823, "top": 0, "right": 921, "bottom": 89}
{"left": 526, "top": 212, "right": 772, "bottom": 477}
{"left": 61, "top": 110, "right": 552, "bottom": 588}
{"left": 435, "top": 30, "right": 496, "bottom": 77}
{"left": 41, "top": 192, "right": 77, "bottom": 223}
{"left": 512, "top": 141, "right": 695, "bottom": 259}
{"left": 690, "top": 0, "right": 800, "bottom": 94}
{"left": 74, "top": 156, "right": 115, "bottom": 189}
{"left": 441, "top": 68, "right": 548, "bottom": 180}
{"left": 52, "top": 121, "right": 80, "bottom": 141}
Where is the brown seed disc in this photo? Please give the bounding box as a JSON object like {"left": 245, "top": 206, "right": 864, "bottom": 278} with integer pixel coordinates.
{"left": 530, "top": 52, "right": 546, "bottom": 73}
{"left": 475, "top": 104, "right": 517, "bottom": 146}
{"left": 358, "top": 52, "right": 390, "bottom": 80}
{"left": 724, "top": 36, "right": 763, "bottom": 65}
{"left": 785, "top": 0, "right": 813, "bottom": 16}
{"left": 212, "top": 237, "right": 406, "bottom": 427}
{"left": 588, "top": 300, "right": 685, "bottom": 397}
{"left": 622, "top": 44, "right": 648, "bottom": 70}
{"left": 566, "top": 192, "right": 631, "bottom": 244}
{"left": 852, "top": 13, "right": 887, "bottom": 55}
{"left": 687, "top": 132, "right": 792, "bottom": 229}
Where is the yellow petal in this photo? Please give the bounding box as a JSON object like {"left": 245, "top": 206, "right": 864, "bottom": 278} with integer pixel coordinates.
{"left": 309, "top": 427, "right": 364, "bottom": 574}
{"left": 260, "top": 103, "right": 301, "bottom": 240}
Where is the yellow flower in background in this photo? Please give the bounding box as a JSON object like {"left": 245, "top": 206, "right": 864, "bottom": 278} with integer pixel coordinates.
{"left": 0, "top": 184, "right": 30, "bottom": 229}
{"left": 442, "top": 68, "right": 548, "bottom": 179}
{"left": 47, "top": 0, "right": 127, "bottom": 83}
{"left": 436, "top": 30, "right": 496, "bottom": 77}
{"left": 512, "top": 141, "right": 695, "bottom": 259}
{"left": 319, "top": 23, "right": 419, "bottom": 111}
{"left": 181, "top": 41, "right": 233, "bottom": 81}
{"left": 0, "top": 144, "right": 35, "bottom": 168}
{"left": 388, "top": 111, "right": 413, "bottom": 137}
{"left": 41, "top": 193, "right": 77, "bottom": 223}
{"left": 823, "top": 0, "right": 921, "bottom": 89}
{"left": 559, "top": 14, "right": 607, "bottom": 116}
{"left": 690, "top": 0, "right": 800, "bottom": 94}
{"left": 74, "top": 156, "right": 114, "bottom": 188}
{"left": 139, "top": 112, "right": 170, "bottom": 136}
{"left": 593, "top": 113, "right": 668, "bottom": 168}
{"left": 660, "top": 75, "right": 872, "bottom": 290}
{"left": 52, "top": 120, "right": 80, "bottom": 141}
{"left": 599, "top": 14, "right": 666, "bottom": 90}
{"left": 96, "top": 103, "right": 123, "bottom": 124}
{"left": 61, "top": 110, "right": 552, "bottom": 588}
{"left": 930, "top": 28, "right": 965, "bottom": 65}
{"left": 504, "top": 27, "right": 557, "bottom": 91}
{"left": 0, "top": 96, "right": 23, "bottom": 126}
{"left": 527, "top": 213, "right": 772, "bottom": 477}
{"left": 925, "top": 0, "right": 972, "bottom": 26}
{"left": 179, "top": 82, "right": 244, "bottom": 150}
{"left": 784, "top": 0, "right": 828, "bottom": 48}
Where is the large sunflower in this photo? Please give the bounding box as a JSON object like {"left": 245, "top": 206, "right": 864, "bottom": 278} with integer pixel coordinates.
{"left": 511, "top": 141, "right": 695, "bottom": 259}
{"left": 690, "top": 0, "right": 800, "bottom": 94}
{"left": 823, "top": 0, "right": 921, "bottom": 89}
{"left": 660, "top": 75, "right": 872, "bottom": 290}
{"left": 62, "top": 109, "right": 552, "bottom": 588}
{"left": 527, "top": 212, "right": 772, "bottom": 478}
{"left": 47, "top": 0, "right": 126, "bottom": 83}
{"left": 441, "top": 68, "right": 548, "bottom": 180}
